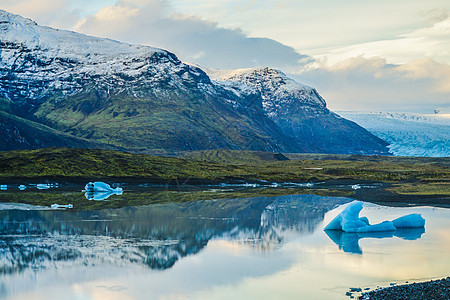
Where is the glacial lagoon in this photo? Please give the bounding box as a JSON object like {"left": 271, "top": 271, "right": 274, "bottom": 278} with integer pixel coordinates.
{"left": 0, "top": 192, "right": 449, "bottom": 300}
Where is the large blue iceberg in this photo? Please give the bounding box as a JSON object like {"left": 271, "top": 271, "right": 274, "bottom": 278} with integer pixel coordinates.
{"left": 84, "top": 182, "right": 123, "bottom": 201}
{"left": 324, "top": 201, "right": 425, "bottom": 233}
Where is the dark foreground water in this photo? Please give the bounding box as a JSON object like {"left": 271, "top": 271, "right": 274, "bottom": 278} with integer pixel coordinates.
{"left": 0, "top": 194, "right": 449, "bottom": 299}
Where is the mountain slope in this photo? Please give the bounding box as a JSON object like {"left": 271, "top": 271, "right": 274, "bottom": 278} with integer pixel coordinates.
{"left": 0, "top": 10, "right": 389, "bottom": 155}
{"left": 210, "top": 68, "right": 390, "bottom": 155}
{"left": 0, "top": 97, "right": 109, "bottom": 151}
{"left": 339, "top": 111, "right": 450, "bottom": 157}
{"left": 0, "top": 10, "right": 298, "bottom": 153}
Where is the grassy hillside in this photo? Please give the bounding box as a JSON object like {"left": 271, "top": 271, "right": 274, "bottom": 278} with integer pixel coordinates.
{"left": 0, "top": 111, "right": 110, "bottom": 151}
{"left": 181, "top": 149, "right": 289, "bottom": 163}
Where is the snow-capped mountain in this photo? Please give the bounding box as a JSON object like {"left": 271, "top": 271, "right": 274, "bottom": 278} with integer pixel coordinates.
{"left": 0, "top": 10, "right": 212, "bottom": 106}
{"left": 208, "top": 68, "right": 326, "bottom": 117}
{"left": 339, "top": 111, "right": 450, "bottom": 157}
{"left": 0, "top": 10, "right": 389, "bottom": 155}
{"left": 211, "top": 68, "right": 389, "bottom": 155}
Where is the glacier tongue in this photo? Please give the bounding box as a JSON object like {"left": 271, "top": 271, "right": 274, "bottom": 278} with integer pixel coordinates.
{"left": 338, "top": 111, "right": 450, "bottom": 157}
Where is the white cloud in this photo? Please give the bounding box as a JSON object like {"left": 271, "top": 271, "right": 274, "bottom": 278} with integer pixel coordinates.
{"left": 317, "top": 16, "right": 450, "bottom": 66}
{"left": 72, "top": 0, "right": 310, "bottom": 70}
{"left": 1, "top": 0, "right": 449, "bottom": 112}
{"left": 0, "top": 0, "right": 82, "bottom": 29}
{"left": 293, "top": 57, "right": 450, "bottom": 113}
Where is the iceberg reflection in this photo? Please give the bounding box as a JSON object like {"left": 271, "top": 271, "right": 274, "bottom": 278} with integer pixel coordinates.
{"left": 84, "top": 190, "right": 123, "bottom": 200}
{"left": 325, "top": 227, "right": 425, "bottom": 254}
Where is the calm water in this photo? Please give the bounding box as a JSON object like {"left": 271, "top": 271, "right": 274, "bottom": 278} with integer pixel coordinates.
{"left": 0, "top": 194, "right": 449, "bottom": 300}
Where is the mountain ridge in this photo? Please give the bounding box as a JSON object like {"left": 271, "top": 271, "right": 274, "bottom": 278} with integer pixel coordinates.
{"left": 0, "top": 10, "right": 389, "bottom": 155}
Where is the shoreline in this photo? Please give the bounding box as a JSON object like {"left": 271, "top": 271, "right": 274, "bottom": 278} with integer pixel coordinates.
{"left": 359, "top": 277, "right": 450, "bottom": 300}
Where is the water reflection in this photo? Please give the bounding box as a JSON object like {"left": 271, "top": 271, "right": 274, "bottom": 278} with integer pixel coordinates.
{"left": 84, "top": 190, "right": 123, "bottom": 200}
{"left": 0, "top": 194, "right": 349, "bottom": 274}
{"left": 325, "top": 227, "right": 425, "bottom": 254}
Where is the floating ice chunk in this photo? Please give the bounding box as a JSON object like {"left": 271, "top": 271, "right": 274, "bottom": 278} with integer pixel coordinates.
{"left": 84, "top": 182, "right": 122, "bottom": 193}
{"left": 37, "top": 184, "right": 51, "bottom": 189}
{"left": 356, "top": 221, "right": 396, "bottom": 233}
{"left": 0, "top": 185, "right": 7, "bottom": 190}
{"left": 324, "top": 202, "right": 425, "bottom": 233}
{"left": 18, "top": 185, "right": 26, "bottom": 190}
{"left": 50, "top": 204, "right": 73, "bottom": 209}
{"left": 351, "top": 184, "right": 361, "bottom": 190}
{"left": 392, "top": 214, "right": 425, "bottom": 228}
{"left": 84, "top": 182, "right": 123, "bottom": 201}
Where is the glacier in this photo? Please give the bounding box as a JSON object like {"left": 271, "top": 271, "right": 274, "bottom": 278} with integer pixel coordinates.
{"left": 338, "top": 111, "right": 450, "bottom": 157}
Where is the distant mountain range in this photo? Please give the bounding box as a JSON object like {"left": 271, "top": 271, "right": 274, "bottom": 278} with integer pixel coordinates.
{"left": 0, "top": 10, "right": 389, "bottom": 155}
{"left": 339, "top": 111, "right": 450, "bottom": 157}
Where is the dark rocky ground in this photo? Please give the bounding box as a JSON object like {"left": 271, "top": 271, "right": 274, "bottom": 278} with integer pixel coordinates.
{"left": 359, "top": 277, "right": 450, "bottom": 300}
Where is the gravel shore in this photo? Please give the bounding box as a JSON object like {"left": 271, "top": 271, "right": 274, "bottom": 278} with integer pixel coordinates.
{"left": 359, "top": 277, "right": 450, "bottom": 300}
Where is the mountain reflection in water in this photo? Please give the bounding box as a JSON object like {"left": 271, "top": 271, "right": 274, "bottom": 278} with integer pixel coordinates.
{"left": 0, "top": 194, "right": 349, "bottom": 274}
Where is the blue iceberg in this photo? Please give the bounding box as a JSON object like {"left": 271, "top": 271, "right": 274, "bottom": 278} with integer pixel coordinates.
{"left": 324, "top": 201, "right": 425, "bottom": 233}
{"left": 84, "top": 182, "right": 123, "bottom": 201}
{"left": 324, "top": 202, "right": 426, "bottom": 254}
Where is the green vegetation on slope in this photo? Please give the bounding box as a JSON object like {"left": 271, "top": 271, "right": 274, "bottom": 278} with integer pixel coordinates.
{"left": 1, "top": 148, "right": 448, "bottom": 184}
{"left": 0, "top": 148, "right": 448, "bottom": 203}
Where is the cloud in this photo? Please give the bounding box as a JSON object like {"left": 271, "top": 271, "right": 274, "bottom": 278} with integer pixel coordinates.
{"left": 314, "top": 15, "right": 450, "bottom": 66}
{"left": 420, "top": 8, "right": 448, "bottom": 24}
{"left": 0, "top": 0, "right": 81, "bottom": 29}
{"left": 293, "top": 57, "right": 450, "bottom": 113}
{"left": 1, "top": 0, "right": 449, "bottom": 113}
{"left": 73, "top": 0, "right": 311, "bottom": 70}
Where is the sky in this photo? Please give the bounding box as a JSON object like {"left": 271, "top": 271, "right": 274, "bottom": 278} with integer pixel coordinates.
{"left": 1, "top": 0, "right": 449, "bottom": 112}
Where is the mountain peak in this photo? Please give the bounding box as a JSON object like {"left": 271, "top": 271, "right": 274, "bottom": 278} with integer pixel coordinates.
{"left": 208, "top": 66, "right": 326, "bottom": 118}
{"left": 0, "top": 10, "right": 389, "bottom": 155}
{"left": 0, "top": 9, "right": 37, "bottom": 26}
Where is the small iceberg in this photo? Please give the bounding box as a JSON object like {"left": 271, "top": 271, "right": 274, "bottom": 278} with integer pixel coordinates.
{"left": 50, "top": 204, "right": 73, "bottom": 209}
{"left": 18, "top": 185, "right": 26, "bottom": 190}
{"left": 351, "top": 184, "right": 361, "bottom": 190}
{"left": 37, "top": 183, "right": 51, "bottom": 190}
{"left": 84, "top": 182, "right": 123, "bottom": 201}
{"left": 324, "top": 201, "right": 425, "bottom": 233}
{"left": 0, "top": 185, "right": 7, "bottom": 190}
{"left": 324, "top": 202, "right": 426, "bottom": 254}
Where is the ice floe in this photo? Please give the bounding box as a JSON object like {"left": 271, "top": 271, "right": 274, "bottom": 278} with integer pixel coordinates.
{"left": 84, "top": 182, "right": 123, "bottom": 201}
{"left": 324, "top": 201, "right": 425, "bottom": 233}
{"left": 50, "top": 204, "right": 73, "bottom": 209}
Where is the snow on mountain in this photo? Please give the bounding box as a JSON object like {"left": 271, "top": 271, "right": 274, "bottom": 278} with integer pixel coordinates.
{"left": 209, "top": 67, "right": 326, "bottom": 117}
{"left": 338, "top": 111, "right": 450, "bottom": 157}
{"left": 0, "top": 10, "right": 390, "bottom": 155}
{"left": 208, "top": 67, "right": 390, "bottom": 155}
{"left": 0, "top": 9, "right": 213, "bottom": 105}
